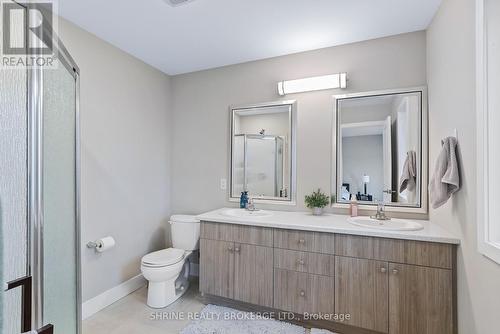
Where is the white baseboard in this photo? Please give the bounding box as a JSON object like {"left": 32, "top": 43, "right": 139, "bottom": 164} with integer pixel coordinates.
{"left": 82, "top": 274, "right": 146, "bottom": 320}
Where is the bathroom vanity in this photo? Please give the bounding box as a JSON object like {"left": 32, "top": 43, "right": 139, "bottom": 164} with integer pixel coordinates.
{"left": 196, "top": 208, "right": 459, "bottom": 334}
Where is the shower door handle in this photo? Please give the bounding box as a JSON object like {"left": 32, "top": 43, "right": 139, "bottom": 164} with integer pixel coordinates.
{"left": 37, "top": 324, "right": 54, "bottom": 334}
{"left": 5, "top": 275, "right": 54, "bottom": 334}
{"left": 6, "top": 276, "right": 32, "bottom": 332}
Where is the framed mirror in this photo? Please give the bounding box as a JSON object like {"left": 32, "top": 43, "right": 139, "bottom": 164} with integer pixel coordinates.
{"left": 332, "top": 87, "right": 428, "bottom": 212}
{"left": 230, "top": 100, "right": 296, "bottom": 203}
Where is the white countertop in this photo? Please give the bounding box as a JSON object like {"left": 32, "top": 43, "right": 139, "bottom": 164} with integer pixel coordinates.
{"left": 196, "top": 208, "right": 460, "bottom": 245}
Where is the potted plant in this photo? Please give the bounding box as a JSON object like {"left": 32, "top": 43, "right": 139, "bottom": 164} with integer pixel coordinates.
{"left": 305, "top": 188, "right": 330, "bottom": 216}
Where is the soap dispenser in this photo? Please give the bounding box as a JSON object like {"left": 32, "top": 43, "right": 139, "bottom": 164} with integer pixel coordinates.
{"left": 240, "top": 191, "right": 249, "bottom": 208}
{"left": 350, "top": 193, "right": 358, "bottom": 217}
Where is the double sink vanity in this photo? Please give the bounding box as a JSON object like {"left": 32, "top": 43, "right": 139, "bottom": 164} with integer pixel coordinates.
{"left": 196, "top": 208, "right": 459, "bottom": 334}
{"left": 199, "top": 86, "right": 458, "bottom": 333}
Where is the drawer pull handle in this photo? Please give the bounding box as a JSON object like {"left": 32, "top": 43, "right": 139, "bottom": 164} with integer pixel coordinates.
{"left": 299, "top": 290, "right": 305, "bottom": 297}
{"left": 392, "top": 269, "right": 399, "bottom": 275}
{"left": 380, "top": 267, "right": 387, "bottom": 273}
{"left": 298, "top": 239, "right": 305, "bottom": 244}
{"left": 297, "top": 259, "right": 305, "bottom": 265}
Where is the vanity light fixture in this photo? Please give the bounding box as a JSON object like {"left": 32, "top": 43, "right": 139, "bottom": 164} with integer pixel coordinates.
{"left": 277, "top": 73, "right": 347, "bottom": 96}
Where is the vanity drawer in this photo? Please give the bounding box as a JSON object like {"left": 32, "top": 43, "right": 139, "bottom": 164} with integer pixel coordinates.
{"left": 273, "top": 229, "right": 335, "bottom": 254}
{"left": 335, "top": 234, "right": 405, "bottom": 263}
{"left": 274, "top": 269, "right": 335, "bottom": 315}
{"left": 335, "top": 234, "right": 454, "bottom": 269}
{"left": 200, "top": 221, "right": 233, "bottom": 241}
{"left": 200, "top": 221, "right": 273, "bottom": 247}
{"left": 232, "top": 224, "right": 273, "bottom": 247}
{"left": 274, "top": 249, "right": 335, "bottom": 276}
{"left": 405, "top": 240, "right": 453, "bottom": 269}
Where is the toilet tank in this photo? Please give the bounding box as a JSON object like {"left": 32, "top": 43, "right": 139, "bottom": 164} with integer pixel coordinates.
{"left": 169, "top": 215, "right": 200, "bottom": 251}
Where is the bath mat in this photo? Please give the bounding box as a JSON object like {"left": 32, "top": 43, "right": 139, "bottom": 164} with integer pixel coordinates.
{"left": 180, "top": 304, "right": 306, "bottom": 334}
{"left": 310, "top": 328, "right": 337, "bottom": 334}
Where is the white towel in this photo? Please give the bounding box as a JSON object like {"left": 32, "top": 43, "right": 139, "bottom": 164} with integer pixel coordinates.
{"left": 399, "top": 150, "right": 417, "bottom": 193}
{"left": 429, "top": 137, "right": 460, "bottom": 209}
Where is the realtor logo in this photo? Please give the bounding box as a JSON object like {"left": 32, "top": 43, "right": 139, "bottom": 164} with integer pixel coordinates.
{"left": 1, "top": 0, "right": 57, "bottom": 68}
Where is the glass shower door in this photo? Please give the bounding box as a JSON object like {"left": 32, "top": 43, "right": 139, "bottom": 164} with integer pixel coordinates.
{"left": 1, "top": 4, "right": 80, "bottom": 334}
{"left": 41, "top": 58, "right": 79, "bottom": 334}
{"left": 0, "top": 3, "right": 28, "bottom": 331}
{"left": 246, "top": 136, "right": 277, "bottom": 197}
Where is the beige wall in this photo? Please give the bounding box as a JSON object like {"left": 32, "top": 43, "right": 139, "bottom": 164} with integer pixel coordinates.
{"left": 171, "top": 31, "right": 427, "bottom": 214}
{"left": 427, "top": 0, "right": 500, "bottom": 333}
{"left": 58, "top": 18, "right": 172, "bottom": 302}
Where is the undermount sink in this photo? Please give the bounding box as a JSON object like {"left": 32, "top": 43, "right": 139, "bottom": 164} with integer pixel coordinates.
{"left": 221, "top": 208, "right": 273, "bottom": 218}
{"left": 348, "top": 216, "right": 424, "bottom": 231}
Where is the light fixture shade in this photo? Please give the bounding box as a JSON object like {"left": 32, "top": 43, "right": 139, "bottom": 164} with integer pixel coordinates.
{"left": 278, "top": 73, "right": 347, "bottom": 96}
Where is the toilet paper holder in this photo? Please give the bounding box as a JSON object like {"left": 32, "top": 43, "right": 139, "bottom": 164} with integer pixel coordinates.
{"left": 86, "top": 236, "right": 116, "bottom": 252}
{"left": 86, "top": 241, "right": 98, "bottom": 249}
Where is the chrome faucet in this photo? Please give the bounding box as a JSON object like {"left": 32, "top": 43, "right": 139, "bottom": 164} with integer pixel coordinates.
{"left": 371, "top": 201, "right": 390, "bottom": 221}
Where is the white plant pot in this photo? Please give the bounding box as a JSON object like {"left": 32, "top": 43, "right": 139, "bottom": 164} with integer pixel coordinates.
{"left": 312, "top": 207, "right": 323, "bottom": 216}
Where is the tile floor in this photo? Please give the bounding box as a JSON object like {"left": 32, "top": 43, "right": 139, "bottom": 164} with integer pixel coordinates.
{"left": 83, "top": 279, "right": 323, "bottom": 334}
{"left": 83, "top": 280, "right": 206, "bottom": 334}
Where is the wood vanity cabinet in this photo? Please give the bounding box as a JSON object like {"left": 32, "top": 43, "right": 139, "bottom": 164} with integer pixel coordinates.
{"left": 199, "top": 222, "right": 457, "bottom": 334}
{"left": 274, "top": 268, "right": 335, "bottom": 315}
{"left": 233, "top": 243, "right": 273, "bottom": 307}
{"left": 334, "top": 234, "right": 455, "bottom": 334}
{"left": 273, "top": 229, "right": 336, "bottom": 316}
{"left": 199, "top": 238, "right": 234, "bottom": 299}
{"left": 335, "top": 256, "right": 389, "bottom": 333}
{"left": 199, "top": 222, "right": 274, "bottom": 307}
{"left": 388, "top": 263, "right": 453, "bottom": 334}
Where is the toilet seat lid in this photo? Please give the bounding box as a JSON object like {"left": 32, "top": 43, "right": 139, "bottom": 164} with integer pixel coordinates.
{"left": 142, "top": 248, "right": 185, "bottom": 267}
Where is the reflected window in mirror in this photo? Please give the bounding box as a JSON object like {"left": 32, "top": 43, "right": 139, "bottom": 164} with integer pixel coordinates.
{"left": 230, "top": 101, "right": 296, "bottom": 203}
{"left": 333, "top": 88, "right": 427, "bottom": 212}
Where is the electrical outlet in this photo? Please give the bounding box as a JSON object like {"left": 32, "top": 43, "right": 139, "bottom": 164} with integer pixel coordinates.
{"left": 220, "top": 178, "right": 227, "bottom": 190}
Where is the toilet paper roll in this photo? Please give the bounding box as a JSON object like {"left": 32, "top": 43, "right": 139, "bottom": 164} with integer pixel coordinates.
{"left": 96, "top": 236, "right": 115, "bottom": 253}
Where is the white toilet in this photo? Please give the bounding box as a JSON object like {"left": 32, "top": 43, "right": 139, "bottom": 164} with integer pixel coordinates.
{"left": 141, "top": 215, "right": 200, "bottom": 308}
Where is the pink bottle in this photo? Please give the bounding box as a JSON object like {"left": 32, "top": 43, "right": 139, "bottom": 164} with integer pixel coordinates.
{"left": 350, "top": 194, "right": 358, "bottom": 217}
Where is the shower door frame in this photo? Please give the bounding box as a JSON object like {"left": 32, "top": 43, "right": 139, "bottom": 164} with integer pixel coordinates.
{"left": 235, "top": 134, "right": 287, "bottom": 198}
{"left": 19, "top": 2, "right": 82, "bottom": 332}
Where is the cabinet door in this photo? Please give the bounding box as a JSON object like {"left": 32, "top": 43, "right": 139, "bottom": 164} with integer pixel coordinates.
{"left": 274, "top": 269, "right": 334, "bottom": 315}
{"left": 389, "top": 263, "right": 453, "bottom": 334}
{"left": 199, "top": 239, "right": 234, "bottom": 299}
{"left": 274, "top": 269, "right": 309, "bottom": 314}
{"left": 335, "top": 256, "right": 389, "bottom": 333}
{"left": 234, "top": 243, "right": 274, "bottom": 307}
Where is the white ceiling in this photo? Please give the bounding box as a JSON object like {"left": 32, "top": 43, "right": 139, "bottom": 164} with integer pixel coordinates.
{"left": 58, "top": 0, "right": 441, "bottom": 75}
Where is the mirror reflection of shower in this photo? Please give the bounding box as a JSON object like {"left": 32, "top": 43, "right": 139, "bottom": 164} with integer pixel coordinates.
{"left": 230, "top": 103, "right": 294, "bottom": 201}
{"left": 233, "top": 134, "right": 286, "bottom": 198}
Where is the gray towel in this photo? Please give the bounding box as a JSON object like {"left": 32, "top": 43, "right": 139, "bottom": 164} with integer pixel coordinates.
{"left": 399, "top": 150, "right": 417, "bottom": 193}
{"left": 429, "top": 137, "right": 460, "bottom": 209}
